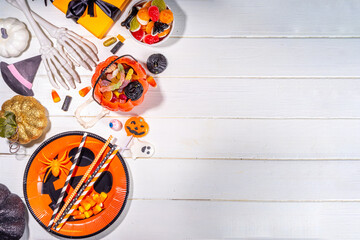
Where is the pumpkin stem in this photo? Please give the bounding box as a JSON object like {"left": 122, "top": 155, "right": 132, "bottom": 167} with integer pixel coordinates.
{"left": 1, "top": 28, "right": 8, "bottom": 39}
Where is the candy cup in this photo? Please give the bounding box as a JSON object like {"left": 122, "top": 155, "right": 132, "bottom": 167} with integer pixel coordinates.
{"left": 148, "top": 6, "right": 160, "bottom": 22}
{"left": 109, "top": 119, "right": 123, "bottom": 131}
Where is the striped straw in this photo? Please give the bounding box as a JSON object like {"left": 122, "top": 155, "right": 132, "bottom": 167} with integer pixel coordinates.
{"left": 47, "top": 133, "right": 88, "bottom": 230}
{"left": 52, "top": 135, "right": 113, "bottom": 226}
{"left": 54, "top": 145, "right": 120, "bottom": 231}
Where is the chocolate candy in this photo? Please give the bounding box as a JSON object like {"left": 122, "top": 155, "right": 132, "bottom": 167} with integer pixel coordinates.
{"left": 61, "top": 95, "right": 72, "bottom": 111}
{"left": 147, "top": 53, "right": 167, "bottom": 74}
{"left": 124, "top": 81, "right": 143, "bottom": 101}
{"left": 110, "top": 41, "right": 124, "bottom": 55}
{"left": 121, "top": 6, "right": 139, "bottom": 29}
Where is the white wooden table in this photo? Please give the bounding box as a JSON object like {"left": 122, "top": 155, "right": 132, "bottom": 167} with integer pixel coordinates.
{"left": 1, "top": 0, "right": 360, "bottom": 239}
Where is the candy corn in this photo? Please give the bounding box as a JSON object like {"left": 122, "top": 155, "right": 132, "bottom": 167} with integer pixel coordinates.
{"left": 146, "top": 76, "right": 157, "bottom": 87}
{"left": 79, "top": 86, "right": 91, "bottom": 97}
{"left": 73, "top": 214, "right": 86, "bottom": 220}
{"left": 93, "top": 205, "right": 103, "bottom": 215}
{"left": 84, "top": 210, "right": 93, "bottom": 218}
{"left": 51, "top": 90, "right": 60, "bottom": 103}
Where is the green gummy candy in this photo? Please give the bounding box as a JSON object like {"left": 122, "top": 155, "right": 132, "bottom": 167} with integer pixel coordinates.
{"left": 151, "top": 0, "right": 166, "bottom": 11}
{"left": 130, "top": 17, "right": 140, "bottom": 32}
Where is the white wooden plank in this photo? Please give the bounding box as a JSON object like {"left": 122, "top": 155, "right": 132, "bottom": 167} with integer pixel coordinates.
{"left": 2, "top": 0, "right": 360, "bottom": 37}
{"left": 1, "top": 117, "right": 360, "bottom": 159}
{"left": 2, "top": 77, "right": 360, "bottom": 118}
{"left": 22, "top": 200, "right": 360, "bottom": 239}
{"left": 3, "top": 155, "right": 360, "bottom": 201}
{"left": 3, "top": 37, "right": 360, "bottom": 77}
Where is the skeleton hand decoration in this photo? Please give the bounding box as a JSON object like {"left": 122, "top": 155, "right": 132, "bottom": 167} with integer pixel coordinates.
{"left": 52, "top": 28, "right": 98, "bottom": 70}
{"left": 7, "top": 0, "right": 99, "bottom": 90}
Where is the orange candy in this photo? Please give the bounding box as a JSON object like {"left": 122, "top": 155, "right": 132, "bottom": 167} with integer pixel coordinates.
{"left": 51, "top": 90, "right": 60, "bottom": 103}
{"left": 158, "top": 28, "right": 170, "bottom": 38}
{"left": 137, "top": 8, "right": 150, "bottom": 23}
{"left": 79, "top": 86, "right": 91, "bottom": 97}
{"left": 73, "top": 214, "right": 86, "bottom": 220}
{"left": 146, "top": 76, "right": 157, "bottom": 87}
{"left": 159, "top": 9, "right": 173, "bottom": 24}
{"left": 146, "top": 21, "right": 155, "bottom": 34}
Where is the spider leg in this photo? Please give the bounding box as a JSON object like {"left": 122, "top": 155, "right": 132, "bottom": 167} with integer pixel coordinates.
{"left": 58, "top": 150, "right": 68, "bottom": 163}
{"left": 40, "top": 166, "right": 51, "bottom": 174}
{"left": 43, "top": 168, "right": 52, "bottom": 183}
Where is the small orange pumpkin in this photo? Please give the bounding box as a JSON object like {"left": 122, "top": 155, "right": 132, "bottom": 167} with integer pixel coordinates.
{"left": 125, "top": 116, "right": 149, "bottom": 138}
{"left": 91, "top": 56, "right": 149, "bottom": 112}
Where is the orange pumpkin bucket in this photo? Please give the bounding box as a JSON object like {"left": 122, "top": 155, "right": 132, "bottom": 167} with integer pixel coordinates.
{"left": 76, "top": 55, "right": 155, "bottom": 128}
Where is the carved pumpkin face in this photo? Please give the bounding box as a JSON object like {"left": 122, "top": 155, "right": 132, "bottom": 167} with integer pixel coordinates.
{"left": 125, "top": 116, "right": 149, "bottom": 137}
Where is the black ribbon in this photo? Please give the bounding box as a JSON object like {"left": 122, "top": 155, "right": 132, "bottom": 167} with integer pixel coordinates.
{"left": 66, "top": 0, "right": 121, "bottom": 22}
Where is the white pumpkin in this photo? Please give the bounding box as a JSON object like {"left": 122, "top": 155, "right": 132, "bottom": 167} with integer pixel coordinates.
{"left": 0, "top": 18, "right": 30, "bottom": 58}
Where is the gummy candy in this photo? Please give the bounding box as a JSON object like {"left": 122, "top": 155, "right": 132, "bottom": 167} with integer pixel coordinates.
{"left": 131, "top": 29, "right": 145, "bottom": 41}
{"left": 121, "top": 6, "right": 138, "bottom": 29}
{"left": 152, "top": 22, "right": 169, "bottom": 35}
{"left": 130, "top": 17, "right": 141, "bottom": 32}
{"left": 147, "top": 53, "right": 167, "bottom": 74}
{"left": 158, "top": 28, "right": 170, "bottom": 38}
{"left": 143, "top": 34, "right": 160, "bottom": 44}
{"left": 146, "top": 21, "right": 155, "bottom": 35}
{"left": 51, "top": 89, "right": 60, "bottom": 103}
{"left": 103, "top": 91, "right": 113, "bottom": 101}
{"left": 148, "top": 6, "right": 160, "bottom": 22}
{"left": 103, "top": 37, "right": 116, "bottom": 47}
{"left": 126, "top": 68, "right": 134, "bottom": 81}
{"left": 61, "top": 96, "right": 72, "bottom": 111}
{"left": 109, "top": 119, "right": 122, "bottom": 131}
{"left": 124, "top": 81, "right": 144, "bottom": 101}
{"left": 152, "top": 0, "right": 166, "bottom": 11}
{"left": 137, "top": 8, "right": 150, "bottom": 25}
{"left": 79, "top": 86, "right": 91, "bottom": 97}
{"left": 159, "top": 9, "right": 173, "bottom": 24}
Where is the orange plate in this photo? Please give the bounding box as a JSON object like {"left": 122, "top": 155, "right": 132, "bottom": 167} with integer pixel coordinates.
{"left": 23, "top": 131, "right": 129, "bottom": 238}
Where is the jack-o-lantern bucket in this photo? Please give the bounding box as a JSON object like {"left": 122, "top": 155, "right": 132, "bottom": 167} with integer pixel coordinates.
{"left": 92, "top": 55, "right": 149, "bottom": 112}
{"left": 75, "top": 55, "right": 155, "bottom": 129}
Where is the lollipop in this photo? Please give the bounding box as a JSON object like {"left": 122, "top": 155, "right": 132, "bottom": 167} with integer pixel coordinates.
{"left": 147, "top": 53, "right": 167, "bottom": 74}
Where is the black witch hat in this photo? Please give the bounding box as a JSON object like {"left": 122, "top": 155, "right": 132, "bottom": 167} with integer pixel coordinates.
{"left": 1, "top": 55, "right": 42, "bottom": 96}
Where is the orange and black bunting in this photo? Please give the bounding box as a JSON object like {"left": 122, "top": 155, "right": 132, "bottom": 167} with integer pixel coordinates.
{"left": 23, "top": 132, "right": 129, "bottom": 238}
